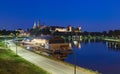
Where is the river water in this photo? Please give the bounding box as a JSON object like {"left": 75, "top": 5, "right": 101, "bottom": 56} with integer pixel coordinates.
{"left": 64, "top": 41, "right": 120, "bottom": 74}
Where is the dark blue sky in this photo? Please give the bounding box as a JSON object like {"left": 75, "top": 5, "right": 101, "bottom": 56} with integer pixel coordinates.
{"left": 0, "top": 0, "right": 120, "bottom": 32}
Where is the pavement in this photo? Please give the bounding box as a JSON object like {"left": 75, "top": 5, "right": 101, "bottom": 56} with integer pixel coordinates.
{"left": 7, "top": 40, "right": 97, "bottom": 74}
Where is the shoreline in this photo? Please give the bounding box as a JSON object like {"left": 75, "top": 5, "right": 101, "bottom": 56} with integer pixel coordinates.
{"left": 104, "top": 38, "right": 120, "bottom": 42}
{"left": 18, "top": 41, "right": 100, "bottom": 74}
{"left": 8, "top": 40, "right": 100, "bottom": 74}
{"left": 31, "top": 49, "right": 100, "bottom": 74}
{"left": 21, "top": 42, "right": 100, "bottom": 74}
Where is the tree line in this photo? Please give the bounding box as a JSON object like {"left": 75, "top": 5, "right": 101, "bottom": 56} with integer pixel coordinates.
{"left": 82, "top": 30, "right": 120, "bottom": 37}
{"left": 0, "top": 29, "right": 19, "bottom": 35}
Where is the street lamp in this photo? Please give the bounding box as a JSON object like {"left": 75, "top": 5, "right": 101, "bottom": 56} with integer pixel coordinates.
{"left": 74, "top": 47, "right": 76, "bottom": 74}
{"left": 74, "top": 31, "right": 79, "bottom": 74}
{"left": 72, "top": 31, "right": 77, "bottom": 74}
{"left": 4, "top": 35, "right": 7, "bottom": 48}
{"left": 15, "top": 37, "right": 18, "bottom": 55}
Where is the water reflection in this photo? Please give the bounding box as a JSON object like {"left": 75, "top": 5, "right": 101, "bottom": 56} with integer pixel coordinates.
{"left": 72, "top": 40, "right": 81, "bottom": 48}
{"left": 65, "top": 40, "right": 120, "bottom": 74}
{"left": 106, "top": 41, "right": 120, "bottom": 51}
{"left": 82, "top": 39, "right": 101, "bottom": 44}
{"left": 78, "top": 42, "right": 81, "bottom": 48}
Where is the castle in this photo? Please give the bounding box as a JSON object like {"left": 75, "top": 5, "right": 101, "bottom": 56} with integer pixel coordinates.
{"left": 33, "top": 20, "right": 82, "bottom": 33}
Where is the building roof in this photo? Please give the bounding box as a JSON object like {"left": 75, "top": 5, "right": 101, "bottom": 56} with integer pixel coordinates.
{"left": 49, "top": 36, "right": 65, "bottom": 43}
{"left": 35, "top": 36, "right": 53, "bottom": 40}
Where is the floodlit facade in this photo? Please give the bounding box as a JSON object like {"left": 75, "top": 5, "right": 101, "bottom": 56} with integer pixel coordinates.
{"left": 55, "top": 28, "right": 67, "bottom": 32}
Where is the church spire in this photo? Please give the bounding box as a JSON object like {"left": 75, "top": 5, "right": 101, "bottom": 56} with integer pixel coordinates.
{"left": 33, "top": 21, "right": 37, "bottom": 29}
{"left": 37, "top": 20, "right": 40, "bottom": 28}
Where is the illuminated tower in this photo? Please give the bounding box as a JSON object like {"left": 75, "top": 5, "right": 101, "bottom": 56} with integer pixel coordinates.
{"left": 68, "top": 25, "right": 72, "bottom": 32}
{"left": 33, "top": 22, "right": 37, "bottom": 29}
{"left": 37, "top": 20, "right": 40, "bottom": 28}
{"left": 78, "top": 26, "right": 82, "bottom": 32}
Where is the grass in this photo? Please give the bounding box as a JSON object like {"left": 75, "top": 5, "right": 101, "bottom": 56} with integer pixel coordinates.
{"left": 0, "top": 40, "right": 6, "bottom": 47}
{"left": 0, "top": 40, "right": 50, "bottom": 74}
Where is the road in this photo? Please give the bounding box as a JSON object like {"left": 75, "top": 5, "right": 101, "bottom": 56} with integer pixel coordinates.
{"left": 7, "top": 40, "right": 98, "bottom": 74}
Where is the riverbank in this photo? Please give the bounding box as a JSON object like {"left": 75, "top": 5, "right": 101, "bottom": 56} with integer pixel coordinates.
{"left": 104, "top": 38, "right": 120, "bottom": 42}
{"left": 18, "top": 39, "right": 100, "bottom": 74}
{"left": 31, "top": 49, "right": 100, "bottom": 74}
{"left": 7, "top": 40, "right": 100, "bottom": 74}
{"left": 0, "top": 40, "right": 49, "bottom": 74}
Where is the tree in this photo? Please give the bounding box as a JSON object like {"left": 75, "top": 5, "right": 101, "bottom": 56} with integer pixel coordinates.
{"left": 108, "top": 30, "right": 114, "bottom": 37}
{"left": 102, "top": 31, "right": 107, "bottom": 36}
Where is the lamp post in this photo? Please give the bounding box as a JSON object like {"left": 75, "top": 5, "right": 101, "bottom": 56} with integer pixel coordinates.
{"left": 74, "top": 31, "right": 78, "bottom": 74}
{"left": 4, "top": 35, "right": 7, "bottom": 48}
{"left": 72, "top": 31, "right": 77, "bottom": 74}
{"left": 74, "top": 48, "right": 76, "bottom": 74}
{"left": 15, "top": 37, "right": 18, "bottom": 55}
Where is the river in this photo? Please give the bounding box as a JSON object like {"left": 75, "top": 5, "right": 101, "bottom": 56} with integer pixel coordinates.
{"left": 64, "top": 41, "right": 120, "bottom": 74}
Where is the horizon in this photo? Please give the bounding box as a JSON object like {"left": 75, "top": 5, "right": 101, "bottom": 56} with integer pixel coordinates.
{"left": 0, "top": 0, "right": 120, "bottom": 32}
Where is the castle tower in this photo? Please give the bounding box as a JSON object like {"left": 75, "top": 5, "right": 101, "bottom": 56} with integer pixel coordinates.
{"left": 68, "top": 25, "right": 72, "bottom": 32}
{"left": 37, "top": 20, "right": 40, "bottom": 28}
{"left": 78, "top": 26, "right": 82, "bottom": 32}
{"left": 33, "top": 22, "right": 37, "bottom": 29}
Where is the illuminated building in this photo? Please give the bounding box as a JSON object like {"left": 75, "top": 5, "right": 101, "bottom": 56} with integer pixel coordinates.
{"left": 50, "top": 26, "right": 67, "bottom": 32}
{"left": 37, "top": 20, "right": 40, "bottom": 28}
{"left": 33, "top": 20, "right": 47, "bottom": 29}
{"left": 33, "top": 22, "right": 37, "bottom": 29}
{"left": 78, "top": 26, "right": 82, "bottom": 32}
{"left": 68, "top": 25, "right": 72, "bottom": 32}
{"left": 55, "top": 28, "right": 67, "bottom": 32}
{"left": 16, "top": 29, "right": 30, "bottom": 36}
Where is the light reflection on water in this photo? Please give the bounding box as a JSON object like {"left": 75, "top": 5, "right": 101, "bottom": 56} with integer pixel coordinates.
{"left": 64, "top": 40, "right": 120, "bottom": 74}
